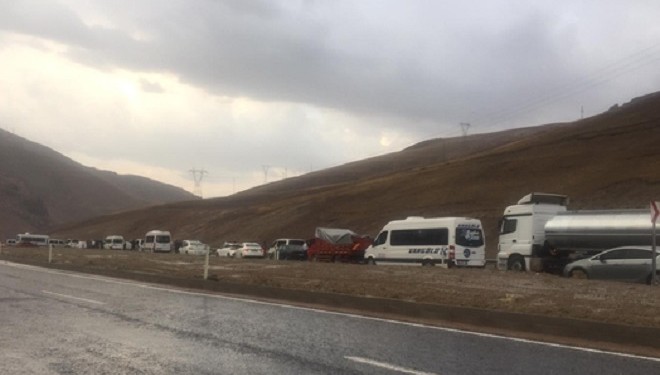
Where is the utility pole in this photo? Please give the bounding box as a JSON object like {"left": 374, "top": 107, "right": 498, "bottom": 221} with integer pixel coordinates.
{"left": 189, "top": 168, "right": 208, "bottom": 198}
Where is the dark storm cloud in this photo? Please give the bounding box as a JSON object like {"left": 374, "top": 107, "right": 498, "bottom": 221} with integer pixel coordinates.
{"left": 0, "top": 1, "right": 576, "bottom": 130}
{"left": 2, "top": 0, "right": 659, "bottom": 135}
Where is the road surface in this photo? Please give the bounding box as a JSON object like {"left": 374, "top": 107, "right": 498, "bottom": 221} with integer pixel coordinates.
{"left": 0, "top": 261, "right": 658, "bottom": 374}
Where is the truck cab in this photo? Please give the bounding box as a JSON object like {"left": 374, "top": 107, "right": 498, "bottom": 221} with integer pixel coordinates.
{"left": 497, "top": 193, "right": 567, "bottom": 271}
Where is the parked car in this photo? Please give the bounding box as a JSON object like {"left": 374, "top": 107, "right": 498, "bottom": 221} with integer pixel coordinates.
{"left": 235, "top": 242, "right": 265, "bottom": 258}
{"left": 48, "top": 239, "right": 67, "bottom": 247}
{"left": 216, "top": 242, "right": 241, "bottom": 257}
{"left": 267, "top": 238, "right": 306, "bottom": 259}
{"left": 563, "top": 246, "right": 660, "bottom": 284}
{"left": 66, "top": 239, "right": 87, "bottom": 249}
{"left": 272, "top": 244, "right": 307, "bottom": 260}
{"left": 180, "top": 240, "right": 210, "bottom": 255}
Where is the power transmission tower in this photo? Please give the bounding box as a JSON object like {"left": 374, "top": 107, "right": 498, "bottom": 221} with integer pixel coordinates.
{"left": 189, "top": 168, "right": 208, "bottom": 198}
{"left": 460, "top": 122, "right": 471, "bottom": 137}
{"left": 262, "top": 165, "right": 270, "bottom": 183}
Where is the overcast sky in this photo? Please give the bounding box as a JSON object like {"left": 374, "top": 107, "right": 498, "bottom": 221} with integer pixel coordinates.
{"left": 1, "top": 0, "right": 660, "bottom": 197}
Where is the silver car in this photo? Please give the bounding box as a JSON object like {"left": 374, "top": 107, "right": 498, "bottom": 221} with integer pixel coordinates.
{"left": 564, "top": 246, "right": 660, "bottom": 284}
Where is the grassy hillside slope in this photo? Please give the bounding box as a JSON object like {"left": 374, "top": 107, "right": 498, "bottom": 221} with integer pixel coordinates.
{"left": 0, "top": 130, "right": 198, "bottom": 239}
{"left": 52, "top": 92, "right": 660, "bottom": 257}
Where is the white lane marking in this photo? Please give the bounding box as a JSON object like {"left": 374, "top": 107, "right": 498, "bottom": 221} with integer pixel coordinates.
{"left": 2, "top": 260, "right": 659, "bottom": 363}
{"left": 42, "top": 290, "right": 105, "bottom": 305}
{"left": 346, "top": 356, "right": 438, "bottom": 375}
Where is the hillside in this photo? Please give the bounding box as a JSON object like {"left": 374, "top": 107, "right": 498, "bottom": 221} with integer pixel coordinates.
{"left": 52, "top": 92, "right": 660, "bottom": 257}
{"left": 0, "top": 129, "right": 198, "bottom": 239}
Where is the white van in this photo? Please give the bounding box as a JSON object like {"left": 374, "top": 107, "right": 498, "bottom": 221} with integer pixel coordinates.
{"left": 364, "top": 217, "right": 486, "bottom": 267}
{"left": 104, "top": 235, "right": 125, "bottom": 250}
{"left": 144, "top": 230, "right": 173, "bottom": 253}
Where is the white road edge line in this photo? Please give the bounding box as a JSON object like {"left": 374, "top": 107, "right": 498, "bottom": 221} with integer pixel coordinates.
{"left": 42, "top": 290, "right": 105, "bottom": 305}
{"left": 2, "top": 260, "right": 658, "bottom": 363}
{"left": 345, "top": 356, "right": 438, "bottom": 375}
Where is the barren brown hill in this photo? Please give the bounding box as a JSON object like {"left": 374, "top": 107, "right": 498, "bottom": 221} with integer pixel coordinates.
{"left": 0, "top": 129, "right": 198, "bottom": 239}
{"left": 53, "top": 92, "right": 660, "bottom": 256}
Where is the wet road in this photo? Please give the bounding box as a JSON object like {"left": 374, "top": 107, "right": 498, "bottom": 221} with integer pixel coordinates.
{"left": 0, "top": 261, "right": 658, "bottom": 374}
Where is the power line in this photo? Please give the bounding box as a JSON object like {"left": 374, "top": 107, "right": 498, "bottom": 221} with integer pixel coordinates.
{"left": 477, "top": 42, "right": 660, "bottom": 131}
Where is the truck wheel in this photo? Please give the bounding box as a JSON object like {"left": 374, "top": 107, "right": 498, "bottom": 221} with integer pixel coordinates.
{"left": 366, "top": 257, "right": 376, "bottom": 265}
{"left": 422, "top": 259, "right": 435, "bottom": 266}
{"left": 507, "top": 256, "right": 525, "bottom": 271}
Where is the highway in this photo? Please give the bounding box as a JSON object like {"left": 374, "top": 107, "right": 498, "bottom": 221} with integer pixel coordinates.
{"left": 0, "top": 261, "right": 658, "bottom": 374}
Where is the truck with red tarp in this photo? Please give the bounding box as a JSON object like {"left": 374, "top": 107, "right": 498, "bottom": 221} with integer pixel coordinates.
{"left": 307, "top": 227, "right": 372, "bottom": 262}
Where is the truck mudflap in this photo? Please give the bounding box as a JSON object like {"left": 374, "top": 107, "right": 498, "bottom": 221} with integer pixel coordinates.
{"left": 497, "top": 257, "right": 508, "bottom": 270}
{"left": 539, "top": 257, "right": 573, "bottom": 274}
{"left": 529, "top": 257, "right": 544, "bottom": 272}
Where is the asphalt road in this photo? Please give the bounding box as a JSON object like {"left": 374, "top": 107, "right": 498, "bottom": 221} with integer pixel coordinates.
{"left": 0, "top": 261, "right": 658, "bottom": 374}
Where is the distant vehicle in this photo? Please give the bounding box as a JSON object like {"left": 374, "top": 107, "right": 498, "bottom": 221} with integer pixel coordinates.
{"left": 307, "top": 227, "right": 371, "bottom": 262}
{"left": 267, "top": 238, "right": 306, "bottom": 259}
{"left": 497, "top": 193, "right": 651, "bottom": 272}
{"left": 5, "top": 239, "right": 16, "bottom": 246}
{"left": 234, "top": 242, "right": 265, "bottom": 258}
{"left": 104, "top": 235, "right": 125, "bottom": 250}
{"left": 273, "top": 244, "right": 307, "bottom": 260}
{"left": 563, "top": 246, "right": 660, "bottom": 284}
{"left": 144, "top": 230, "right": 173, "bottom": 253}
{"left": 364, "top": 217, "right": 486, "bottom": 267}
{"left": 48, "top": 239, "right": 67, "bottom": 247}
{"left": 18, "top": 233, "right": 49, "bottom": 247}
{"left": 216, "top": 242, "right": 241, "bottom": 257}
{"left": 66, "top": 239, "right": 87, "bottom": 249}
{"left": 180, "top": 240, "right": 210, "bottom": 255}
{"left": 133, "top": 239, "right": 144, "bottom": 251}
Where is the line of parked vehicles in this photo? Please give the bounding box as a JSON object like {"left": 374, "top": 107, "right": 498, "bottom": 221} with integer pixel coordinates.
{"left": 4, "top": 193, "right": 659, "bottom": 284}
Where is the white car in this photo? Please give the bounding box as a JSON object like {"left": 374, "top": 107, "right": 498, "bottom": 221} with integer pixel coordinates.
{"left": 180, "top": 240, "right": 210, "bottom": 255}
{"left": 235, "top": 242, "right": 265, "bottom": 258}
{"left": 216, "top": 242, "right": 241, "bottom": 257}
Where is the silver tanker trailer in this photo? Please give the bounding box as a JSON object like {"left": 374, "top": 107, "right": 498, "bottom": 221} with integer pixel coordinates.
{"left": 497, "top": 193, "right": 652, "bottom": 272}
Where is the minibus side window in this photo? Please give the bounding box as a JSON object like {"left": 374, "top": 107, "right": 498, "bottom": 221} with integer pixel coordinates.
{"left": 390, "top": 228, "right": 448, "bottom": 246}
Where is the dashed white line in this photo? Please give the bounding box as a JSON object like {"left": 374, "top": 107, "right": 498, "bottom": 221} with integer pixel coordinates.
{"left": 42, "top": 290, "right": 105, "bottom": 305}
{"left": 2, "top": 261, "right": 659, "bottom": 363}
{"left": 345, "top": 356, "right": 438, "bottom": 375}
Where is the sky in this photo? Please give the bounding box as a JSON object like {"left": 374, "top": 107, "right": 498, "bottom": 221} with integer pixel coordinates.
{"left": 1, "top": 0, "right": 660, "bottom": 198}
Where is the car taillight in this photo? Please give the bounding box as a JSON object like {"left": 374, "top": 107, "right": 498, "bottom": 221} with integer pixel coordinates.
{"left": 448, "top": 245, "right": 455, "bottom": 259}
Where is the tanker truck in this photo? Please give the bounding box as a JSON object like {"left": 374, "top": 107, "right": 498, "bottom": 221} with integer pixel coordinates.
{"left": 497, "top": 193, "right": 651, "bottom": 273}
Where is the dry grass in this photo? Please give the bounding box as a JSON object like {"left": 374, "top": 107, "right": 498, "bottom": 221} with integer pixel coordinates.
{"left": 4, "top": 247, "right": 660, "bottom": 329}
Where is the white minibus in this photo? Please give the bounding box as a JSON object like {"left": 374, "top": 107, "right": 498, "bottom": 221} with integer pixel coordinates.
{"left": 364, "top": 217, "right": 486, "bottom": 267}
{"left": 144, "top": 230, "right": 173, "bottom": 253}
{"left": 104, "top": 235, "right": 126, "bottom": 250}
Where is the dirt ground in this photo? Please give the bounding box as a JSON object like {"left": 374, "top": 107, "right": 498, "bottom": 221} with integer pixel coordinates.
{"left": 3, "top": 246, "right": 660, "bottom": 329}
